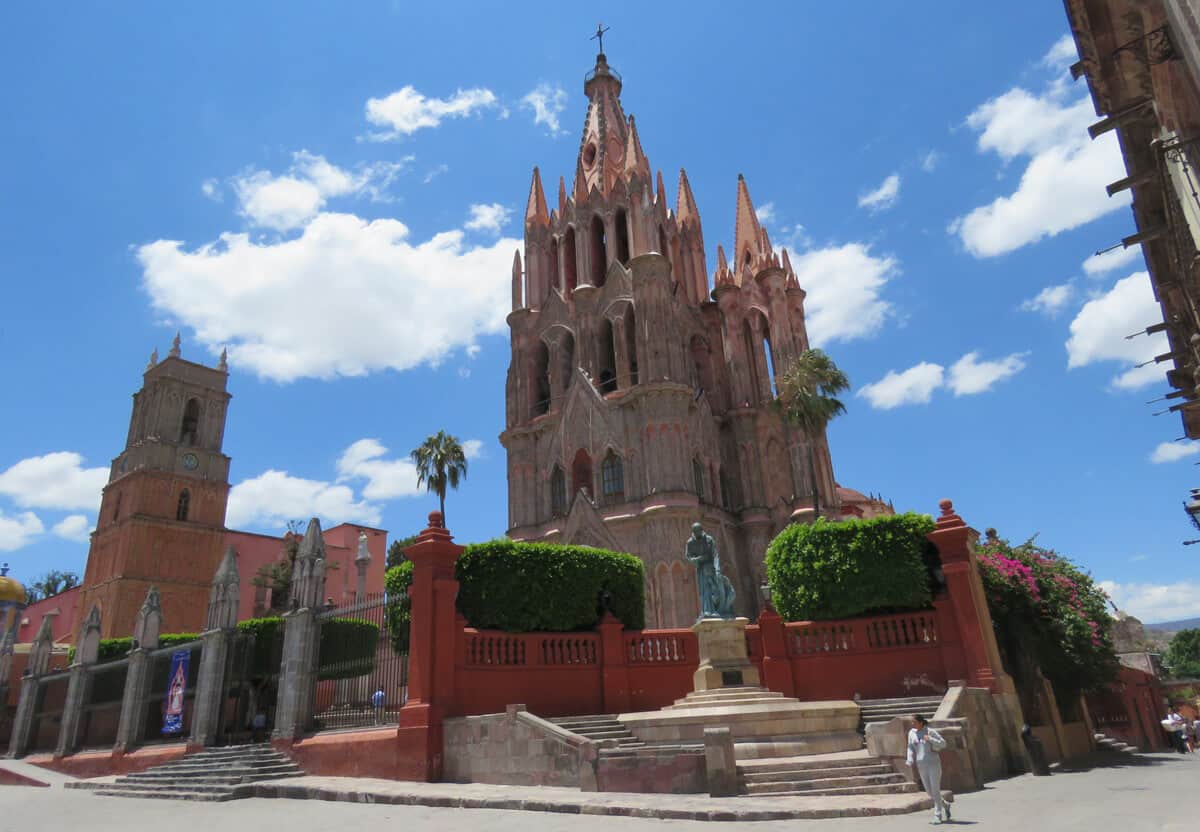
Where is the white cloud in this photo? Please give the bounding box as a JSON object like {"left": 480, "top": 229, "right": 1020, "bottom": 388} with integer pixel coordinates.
{"left": 1066, "top": 271, "right": 1169, "bottom": 390}
{"left": 857, "top": 362, "right": 945, "bottom": 410}
{"left": 858, "top": 174, "right": 901, "bottom": 212}
{"left": 0, "top": 509, "right": 43, "bottom": 552}
{"left": 951, "top": 45, "right": 1128, "bottom": 258}
{"left": 1099, "top": 580, "right": 1200, "bottom": 623}
{"left": 226, "top": 469, "right": 380, "bottom": 530}
{"left": 462, "top": 439, "right": 484, "bottom": 459}
{"left": 51, "top": 514, "right": 92, "bottom": 543}
{"left": 200, "top": 179, "right": 221, "bottom": 201}
{"left": 920, "top": 151, "right": 940, "bottom": 173}
{"left": 366, "top": 85, "right": 497, "bottom": 140}
{"left": 1149, "top": 441, "right": 1200, "bottom": 464}
{"left": 755, "top": 202, "right": 775, "bottom": 224}
{"left": 232, "top": 151, "right": 405, "bottom": 232}
{"left": 1042, "top": 34, "right": 1078, "bottom": 70}
{"left": 422, "top": 164, "right": 450, "bottom": 184}
{"left": 790, "top": 243, "right": 897, "bottom": 346}
{"left": 464, "top": 202, "right": 512, "bottom": 234}
{"left": 1083, "top": 246, "right": 1141, "bottom": 277}
{"left": 336, "top": 439, "right": 422, "bottom": 501}
{"left": 520, "top": 84, "right": 568, "bottom": 135}
{"left": 1020, "top": 283, "right": 1075, "bottom": 317}
{"left": 947, "top": 351, "right": 1027, "bottom": 396}
{"left": 138, "top": 212, "right": 520, "bottom": 382}
{"left": 0, "top": 452, "right": 107, "bottom": 511}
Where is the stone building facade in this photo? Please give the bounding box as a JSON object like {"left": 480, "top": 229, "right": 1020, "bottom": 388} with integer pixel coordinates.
{"left": 501, "top": 52, "right": 840, "bottom": 628}
{"left": 75, "top": 339, "right": 232, "bottom": 638}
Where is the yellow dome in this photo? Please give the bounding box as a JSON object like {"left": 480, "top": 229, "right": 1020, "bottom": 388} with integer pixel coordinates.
{"left": 0, "top": 566, "right": 25, "bottom": 604}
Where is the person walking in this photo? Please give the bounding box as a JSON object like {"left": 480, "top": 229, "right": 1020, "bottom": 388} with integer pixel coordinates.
{"left": 907, "top": 714, "right": 950, "bottom": 824}
{"left": 1164, "top": 710, "right": 1188, "bottom": 754}
{"left": 251, "top": 710, "right": 267, "bottom": 743}
{"left": 372, "top": 687, "right": 386, "bottom": 725}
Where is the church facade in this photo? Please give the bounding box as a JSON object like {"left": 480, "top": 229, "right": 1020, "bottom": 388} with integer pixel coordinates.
{"left": 501, "top": 52, "right": 840, "bottom": 628}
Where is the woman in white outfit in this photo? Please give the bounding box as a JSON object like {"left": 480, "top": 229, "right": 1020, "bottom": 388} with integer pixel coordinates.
{"left": 907, "top": 714, "right": 949, "bottom": 824}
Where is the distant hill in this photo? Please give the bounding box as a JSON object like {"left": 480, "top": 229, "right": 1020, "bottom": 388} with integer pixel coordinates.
{"left": 1146, "top": 617, "right": 1200, "bottom": 633}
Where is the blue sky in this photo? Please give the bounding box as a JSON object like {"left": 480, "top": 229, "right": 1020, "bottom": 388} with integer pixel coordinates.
{"left": 1, "top": 2, "right": 1196, "bottom": 622}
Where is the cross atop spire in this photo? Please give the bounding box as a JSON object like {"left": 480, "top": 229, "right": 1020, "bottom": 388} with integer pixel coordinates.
{"left": 591, "top": 22, "right": 610, "bottom": 56}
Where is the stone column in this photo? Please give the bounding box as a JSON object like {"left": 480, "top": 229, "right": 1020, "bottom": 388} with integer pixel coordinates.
{"left": 395, "top": 511, "right": 463, "bottom": 782}
{"left": 55, "top": 605, "right": 101, "bottom": 758}
{"left": 271, "top": 519, "right": 327, "bottom": 741}
{"left": 598, "top": 613, "right": 630, "bottom": 715}
{"left": 115, "top": 587, "right": 163, "bottom": 753}
{"left": 189, "top": 547, "right": 241, "bottom": 749}
{"left": 7, "top": 616, "right": 54, "bottom": 758}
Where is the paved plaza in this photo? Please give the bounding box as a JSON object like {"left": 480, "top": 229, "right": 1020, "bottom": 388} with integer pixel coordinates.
{"left": 0, "top": 751, "right": 1196, "bottom": 832}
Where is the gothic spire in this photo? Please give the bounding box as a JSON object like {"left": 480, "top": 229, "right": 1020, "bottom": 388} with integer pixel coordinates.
{"left": 624, "top": 115, "right": 650, "bottom": 179}
{"left": 525, "top": 167, "right": 549, "bottom": 227}
{"left": 733, "top": 174, "right": 763, "bottom": 275}
{"left": 573, "top": 157, "right": 588, "bottom": 203}
{"left": 511, "top": 248, "right": 523, "bottom": 312}
{"left": 676, "top": 168, "right": 700, "bottom": 227}
{"left": 655, "top": 170, "right": 667, "bottom": 208}
{"left": 576, "top": 50, "right": 628, "bottom": 198}
{"left": 558, "top": 175, "right": 567, "bottom": 214}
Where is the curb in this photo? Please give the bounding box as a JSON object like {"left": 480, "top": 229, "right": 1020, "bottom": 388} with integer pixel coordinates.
{"left": 251, "top": 782, "right": 936, "bottom": 821}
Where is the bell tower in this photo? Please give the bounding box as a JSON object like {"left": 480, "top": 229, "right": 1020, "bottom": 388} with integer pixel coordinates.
{"left": 77, "top": 336, "right": 232, "bottom": 638}
{"left": 500, "top": 47, "right": 840, "bottom": 628}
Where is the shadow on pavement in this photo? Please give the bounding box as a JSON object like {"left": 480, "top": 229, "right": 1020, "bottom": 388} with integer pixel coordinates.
{"left": 1051, "top": 751, "right": 1188, "bottom": 773}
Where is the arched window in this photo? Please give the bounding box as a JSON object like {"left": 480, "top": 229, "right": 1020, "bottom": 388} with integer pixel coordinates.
{"left": 614, "top": 208, "right": 630, "bottom": 264}
{"left": 532, "top": 342, "right": 551, "bottom": 417}
{"left": 598, "top": 319, "right": 617, "bottom": 394}
{"left": 180, "top": 398, "right": 201, "bottom": 446}
{"left": 550, "top": 467, "right": 566, "bottom": 517}
{"left": 176, "top": 489, "right": 190, "bottom": 522}
{"left": 692, "top": 457, "right": 706, "bottom": 502}
{"left": 551, "top": 237, "right": 561, "bottom": 298}
{"left": 571, "top": 448, "right": 593, "bottom": 499}
{"left": 560, "top": 331, "right": 575, "bottom": 395}
{"left": 563, "top": 228, "right": 578, "bottom": 295}
{"left": 590, "top": 215, "right": 607, "bottom": 287}
{"left": 764, "top": 332, "right": 778, "bottom": 397}
{"left": 601, "top": 452, "right": 624, "bottom": 501}
{"left": 625, "top": 307, "right": 638, "bottom": 385}
{"left": 742, "top": 320, "right": 762, "bottom": 405}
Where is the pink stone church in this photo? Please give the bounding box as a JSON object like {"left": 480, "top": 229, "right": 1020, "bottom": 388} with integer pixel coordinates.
{"left": 501, "top": 51, "right": 848, "bottom": 629}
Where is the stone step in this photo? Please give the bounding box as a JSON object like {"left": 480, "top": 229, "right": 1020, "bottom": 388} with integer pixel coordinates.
{"left": 755, "top": 782, "right": 923, "bottom": 798}
{"left": 737, "top": 752, "right": 873, "bottom": 774}
{"left": 740, "top": 764, "right": 893, "bottom": 783}
{"left": 857, "top": 697, "right": 944, "bottom": 707}
{"left": 549, "top": 715, "right": 618, "bottom": 725}
{"left": 120, "top": 770, "right": 302, "bottom": 786}
{"left": 91, "top": 788, "right": 240, "bottom": 802}
{"left": 671, "top": 694, "right": 787, "bottom": 709}
{"left": 743, "top": 773, "right": 909, "bottom": 795}
{"left": 681, "top": 686, "right": 784, "bottom": 699}
{"left": 571, "top": 729, "right": 636, "bottom": 740}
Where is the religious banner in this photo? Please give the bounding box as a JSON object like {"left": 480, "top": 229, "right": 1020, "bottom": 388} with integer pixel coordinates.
{"left": 162, "top": 648, "right": 190, "bottom": 734}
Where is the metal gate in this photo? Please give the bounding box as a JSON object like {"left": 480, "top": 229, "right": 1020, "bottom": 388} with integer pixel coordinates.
{"left": 221, "top": 625, "right": 284, "bottom": 743}
{"left": 312, "top": 592, "right": 407, "bottom": 731}
{"left": 142, "top": 642, "right": 202, "bottom": 744}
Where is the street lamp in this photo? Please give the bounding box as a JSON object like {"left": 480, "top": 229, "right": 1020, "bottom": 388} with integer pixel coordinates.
{"left": 759, "top": 580, "right": 774, "bottom": 614}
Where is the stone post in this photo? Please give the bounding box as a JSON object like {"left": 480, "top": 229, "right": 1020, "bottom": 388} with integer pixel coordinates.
{"left": 115, "top": 587, "right": 162, "bottom": 753}
{"left": 395, "top": 511, "right": 463, "bottom": 782}
{"left": 271, "top": 520, "right": 327, "bottom": 742}
{"left": 927, "top": 498, "right": 1027, "bottom": 772}
{"left": 756, "top": 607, "right": 795, "bottom": 697}
{"left": 704, "top": 726, "right": 738, "bottom": 797}
{"left": 8, "top": 616, "right": 54, "bottom": 758}
{"left": 190, "top": 547, "right": 240, "bottom": 749}
{"left": 598, "top": 613, "right": 630, "bottom": 714}
{"left": 55, "top": 605, "right": 101, "bottom": 758}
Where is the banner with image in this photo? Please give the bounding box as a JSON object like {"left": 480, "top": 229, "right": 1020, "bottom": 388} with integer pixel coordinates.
{"left": 162, "top": 648, "right": 190, "bottom": 735}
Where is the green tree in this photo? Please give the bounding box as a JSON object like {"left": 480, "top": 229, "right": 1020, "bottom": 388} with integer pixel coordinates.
{"left": 26, "top": 569, "right": 81, "bottom": 604}
{"left": 411, "top": 430, "right": 469, "bottom": 524}
{"left": 386, "top": 535, "right": 418, "bottom": 569}
{"left": 1165, "top": 628, "right": 1200, "bottom": 679}
{"left": 775, "top": 349, "right": 849, "bottom": 518}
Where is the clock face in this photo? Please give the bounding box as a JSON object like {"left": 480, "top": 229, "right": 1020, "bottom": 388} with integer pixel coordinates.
{"left": 181, "top": 453, "right": 199, "bottom": 471}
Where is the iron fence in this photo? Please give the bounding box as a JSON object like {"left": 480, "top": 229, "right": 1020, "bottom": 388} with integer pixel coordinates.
{"left": 312, "top": 592, "right": 407, "bottom": 732}
{"left": 142, "top": 641, "right": 202, "bottom": 744}
{"left": 79, "top": 658, "right": 128, "bottom": 750}
{"left": 29, "top": 671, "right": 70, "bottom": 752}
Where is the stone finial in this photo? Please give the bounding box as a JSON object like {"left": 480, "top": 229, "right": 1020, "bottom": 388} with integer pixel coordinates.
{"left": 934, "top": 498, "right": 966, "bottom": 531}
{"left": 558, "top": 175, "right": 567, "bottom": 214}
{"left": 132, "top": 586, "right": 163, "bottom": 649}
{"left": 75, "top": 605, "right": 102, "bottom": 666}
{"left": 427, "top": 511, "right": 444, "bottom": 529}
{"left": 289, "top": 518, "right": 328, "bottom": 610}
{"left": 511, "top": 249, "right": 524, "bottom": 312}
{"left": 573, "top": 158, "right": 588, "bottom": 203}
{"left": 217, "top": 348, "right": 228, "bottom": 372}
{"left": 733, "top": 174, "right": 763, "bottom": 272}
{"left": 169, "top": 332, "right": 181, "bottom": 358}
{"left": 624, "top": 115, "right": 650, "bottom": 179}
{"left": 525, "top": 166, "right": 549, "bottom": 227}
{"left": 147, "top": 348, "right": 159, "bottom": 370}
{"left": 27, "top": 615, "right": 55, "bottom": 676}
{"left": 655, "top": 169, "right": 667, "bottom": 208}
{"left": 676, "top": 168, "right": 700, "bottom": 228}
{"left": 205, "top": 546, "right": 240, "bottom": 631}
{"left": 356, "top": 530, "right": 371, "bottom": 565}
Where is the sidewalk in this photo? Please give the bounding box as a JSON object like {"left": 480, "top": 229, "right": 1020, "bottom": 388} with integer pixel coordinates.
{"left": 250, "top": 776, "right": 939, "bottom": 821}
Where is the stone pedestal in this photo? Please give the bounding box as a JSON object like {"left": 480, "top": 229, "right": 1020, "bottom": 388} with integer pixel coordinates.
{"left": 692, "top": 617, "right": 760, "bottom": 691}
{"left": 115, "top": 649, "right": 151, "bottom": 753}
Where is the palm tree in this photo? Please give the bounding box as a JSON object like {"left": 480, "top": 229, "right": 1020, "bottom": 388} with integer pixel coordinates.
{"left": 411, "top": 431, "right": 469, "bottom": 524}
{"left": 775, "top": 349, "right": 850, "bottom": 520}
{"left": 25, "top": 569, "right": 81, "bottom": 604}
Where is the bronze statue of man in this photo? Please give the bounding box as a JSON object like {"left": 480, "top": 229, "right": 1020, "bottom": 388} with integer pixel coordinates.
{"left": 685, "top": 523, "right": 736, "bottom": 620}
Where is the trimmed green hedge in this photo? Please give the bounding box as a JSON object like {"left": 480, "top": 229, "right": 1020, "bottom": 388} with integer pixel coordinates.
{"left": 77, "top": 632, "right": 200, "bottom": 665}
{"left": 455, "top": 539, "right": 645, "bottom": 632}
{"left": 765, "top": 513, "right": 937, "bottom": 621}
{"left": 318, "top": 617, "right": 379, "bottom": 680}
{"left": 385, "top": 561, "right": 414, "bottom": 654}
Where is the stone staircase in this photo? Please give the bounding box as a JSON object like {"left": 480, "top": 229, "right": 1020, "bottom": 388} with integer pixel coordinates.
{"left": 549, "top": 714, "right": 645, "bottom": 748}
{"left": 737, "top": 749, "right": 920, "bottom": 797}
{"left": 857, "top": 696, "right": 945, "bottom": 730}
{"left": 67, "top": 744, "right": 303, "bottom": 801}
{"left": 1094, "top": 732, "right": 1139, "bottom": 754}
